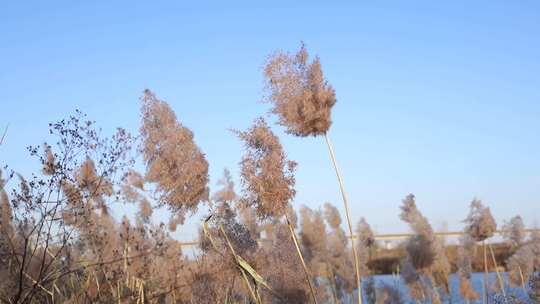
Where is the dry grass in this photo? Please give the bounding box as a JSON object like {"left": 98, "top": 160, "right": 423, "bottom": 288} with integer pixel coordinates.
{"left": 0, "top": 46, "right": 539, "bottom": 304}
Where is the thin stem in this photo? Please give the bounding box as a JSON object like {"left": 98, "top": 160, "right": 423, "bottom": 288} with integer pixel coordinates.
{"left": 327, "top": 263, "right": 339, "bottom": 304}
{"left": 324, "top": 133, "right": 362, "bottom": 304}
{"left": 488, "top": 243, "right": 506, "bottom": 300}
{"left": 483, "top": 240, "right": 488, "bottom": 304}
{"left": 0, "top": 124, "right": 8, "bottom": 145}
{"left": 284, "top": 212, "right": 318, "bottom": 304}
{"left": 219, "top": 225, "right": 259, "bottom": 304}
{"left": 518, "top": 265, "right": 525, "bottom": 290}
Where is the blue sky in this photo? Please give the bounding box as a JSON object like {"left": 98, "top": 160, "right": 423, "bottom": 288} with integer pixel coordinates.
{"left": 1, "top": 1, "right": 539, "bottom": 240}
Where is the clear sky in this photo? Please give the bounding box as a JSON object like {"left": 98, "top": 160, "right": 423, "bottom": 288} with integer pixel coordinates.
{"left": 1, "top": 1, "right": 539, "bottom": 240}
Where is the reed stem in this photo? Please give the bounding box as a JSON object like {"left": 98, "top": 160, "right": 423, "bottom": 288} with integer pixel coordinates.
{"left": 324, "top": 133, "right": 362, "bottom": 304}
{"left": 487, "top": 243, "right": 506, "bottom": 299}
{"left": 219, "top": 225, "right": 260, "bottom": 304}
{"left": 518, "top": 265, "right": 526, "bottom": 290}
{"left": 483, "top": 240, "right": 488, "bottom": 304}
{"left": 285, "top": 212, "right": 319, "bottom": 304}
{"left": 327, "top": 263, "right": 339, "bottom": 304}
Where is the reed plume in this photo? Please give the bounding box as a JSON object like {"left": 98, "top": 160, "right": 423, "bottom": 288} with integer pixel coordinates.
{"left": 263, "top": 224, "right": 311, "bottom": 303}
{"left": 264, "top": 42, "right": 336, "bottom": 137}
{"left": 501, "top": 215, "right": 525, "bottom": 248}
{"left": 236, "top": 117, "right": 318, "bottom": 303}
{"left": 464, "top": 199, "right": 497, "bottom": 242}
{"left": 506, "top": 229, "right": 540, "bottom": 289}
{"left": 264, "top": 42, "right": 363, "bottom": 304}
{"left": 464, "top": 199, "right": 499, "bottom": 303}
{"left": 399, "top": 194, "right": 450, "bottom": 302}
{"left": 235, "top": 118, "right": 296, "bottom": 219}
{"left": 324, "top": 203, "right": 355, "bottom": 302}
{"left": 211, "top": 168, "right": 237, "bottom": 205}
{"left": 0, "top": 170, "right": 13, "bottom": 297}
{"left": 300, "top": 206, "right": 327, "bottom": 262}
{"left": 356, "top": 218, "right": 375, "bottom": 277}
{"left": 140, "top": 89, "right": 209, "bottom": 224}
{"left": 41, "top": 145, "right": 56, "bottom": 175}
{"left": 399, "top": 194, "right": 435, "bottom": 271}
{"left": 457, "top": 235, "right": 480, "bottom": 301}
{"left": 0, "top": 170, "right": 12, "bottom": 231}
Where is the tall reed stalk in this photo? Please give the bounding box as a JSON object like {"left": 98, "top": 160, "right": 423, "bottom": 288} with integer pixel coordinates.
{"left": 325, "top": 133, "right": 362, "bottom": 304}
{"left": 483, "top": 240, "right": 488, "bottom": 304}
{"left": 488, "top": 243, "right": 506, "bottom": 300}
{"left": 285, "top": 213, "right": 318, "bottom": 304}
{"left": 518, "top": 265, "right": 526, "bottom": 290}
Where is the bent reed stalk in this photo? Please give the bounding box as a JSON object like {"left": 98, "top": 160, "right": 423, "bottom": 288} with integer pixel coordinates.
{"left": 488, "top": 243, "right": 507, "bottom": 300}
{"left": 325, "top": 133, "right": 363, "bottom": 304}
{"left": 219, "top": 225, "right": 260, "bottom": 304}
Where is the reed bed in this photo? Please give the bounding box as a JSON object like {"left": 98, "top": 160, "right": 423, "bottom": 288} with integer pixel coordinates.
{"left": 0, "top": 44, "right": 539, "bottom": 304}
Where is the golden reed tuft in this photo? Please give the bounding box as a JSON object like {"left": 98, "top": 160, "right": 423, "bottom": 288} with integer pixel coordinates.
{"left": 235, "top": 118, "right": 296, "bottom": 219}
{"left": 264, "top": 43, "right": 336, "bottom": 137}
{"left": 140, "top": 89, "right": 210, "bottom": 224}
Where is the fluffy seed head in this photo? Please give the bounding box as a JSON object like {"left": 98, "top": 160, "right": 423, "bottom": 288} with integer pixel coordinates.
{"left": 501, "top": 215, "right": 525, "bottom": 247}
{"left": 211, "top": 168, "right": 236, "bottom": 204}
{"left": 400, "top": 194, "right": 433, "bottom": 236}
{"left": 406, "top": 234, "right": 436, "bottom": 270}
{"left": 356, "top": 217, "right": 375, "bottom": 248}
{"left": 42, "top": 145, "right": 56, "bottom": 175}
{"left": 140, "top": 89, "right": 209, "bottom": 223}
{"left": 323, "top": 202, "right": 341, "bottom": 229}
{"left": 356, "top": 217, "right": 375, "bottom": 276}
{"left": 76, "top": 157, "right": 113, "bottom": 197}
{"left": 506, "top": 232, "right": 540, "bottom": 287}
{"left": 264, "top": 43, "right": 337, "bottom": 137}
{"left": 464, "top": 199, "right": 497, "bottom": 242}
{"left": 0, "top": 171, "right": 12, "bottom": 229}
{"left": 138, "top": 198, "right": 153, "bottom": 222}
{"left": 399, "top": 194, "right": 437, "bottom": 270}
{"left": 236, "top": 118, "right": 296, "bottom": 219}
{"left": 299, "top": 206, "right": 327, "bottom": 261}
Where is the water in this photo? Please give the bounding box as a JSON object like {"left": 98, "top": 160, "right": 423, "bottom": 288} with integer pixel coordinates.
{"left": 368, "top": 272, "right": 533, "bottom": 303}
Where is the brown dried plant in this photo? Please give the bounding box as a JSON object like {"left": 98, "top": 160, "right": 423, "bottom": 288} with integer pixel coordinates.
{"left": 501, "top": 215, "right": 525, "bottom": 248}
{"left": 457, "top": 235, "right": 480, "bottom": 301}
{"left": 211, "top": 168, "right": 237, "bottom": 205}
{"left": 264, "top": 42, "right": 336, "bottom": 137}
{"left": 399, "top": 194, "right": 450, "bottom": 302}
{"left": 236, "top": 118, "right": 320, "bottom": 303}
{"left": 201, "top": 172, "right": 258, "bottom": 258}
{"left": 464, "top": 198, "right": 499, "bottom": 302}
{"left": 356, "top": 218, "right": 375, "bottom": 277}
{"left": 235, "top": 118, "right": 296, "bottom": 219}
{"left": 506, "top": 230, "right": 540, "bottom": 289}
{"left": 464, "top": 199, "right": 497, "bottom": 242}
{"left": 399, "top": 194, "right": 436, "bottom": 271}
{"left": 324, "top": 203, "right": 355, "bottom": 301}
{"left": 4, "top": 53, "right": 540, "bottom": 304}
{"left": 140, "top": 89, "right": 210, "bottom": 224}
{"left": 264, "top": 43, "right": 363, "bottom": 304}
{"left": 261, "top": 224, "right": 311, "bottom": 304}
{"left": 300, "top": 206, "right": 327, "bottom": 262}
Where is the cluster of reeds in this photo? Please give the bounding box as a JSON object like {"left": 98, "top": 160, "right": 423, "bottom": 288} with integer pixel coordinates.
{"left": 1, "top": 44, "right": 539, "bottom": 304}
{"left": 397, "top": 194, "right": 450, "bottom": 304}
